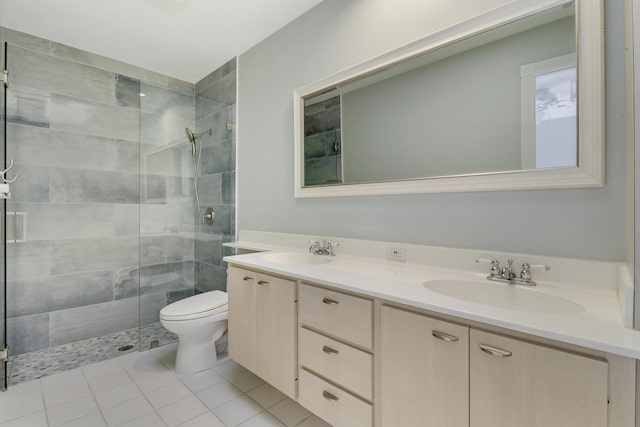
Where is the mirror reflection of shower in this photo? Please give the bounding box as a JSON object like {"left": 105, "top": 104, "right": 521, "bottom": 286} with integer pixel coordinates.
{"left": 185, "top": 127, "right": 212, "bottom": 218}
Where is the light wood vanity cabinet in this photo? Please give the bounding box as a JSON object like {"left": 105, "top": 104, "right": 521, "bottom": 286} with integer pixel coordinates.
{"left": 470, "top": 329, "right": 608, "bottom": 427}
{"left": 227, "top": 266, "right": 297, "bottom": 398}
{"left": 298, "top": 283, "right": 374, "bottom": 427}
{"left": 228, "top": 267, "right": 621, "bottom": 426}
{"left": 380, "top": 306, "right": 469, "bottom": 427}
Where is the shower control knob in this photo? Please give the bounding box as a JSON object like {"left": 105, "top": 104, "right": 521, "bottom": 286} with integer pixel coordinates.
{"left": 203, "top": 208, "right": 215, "bottom": 225}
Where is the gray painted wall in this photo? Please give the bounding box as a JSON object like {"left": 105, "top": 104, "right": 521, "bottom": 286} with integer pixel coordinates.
{"left": 237, "top": 0, "right": 626, "bottom": 261}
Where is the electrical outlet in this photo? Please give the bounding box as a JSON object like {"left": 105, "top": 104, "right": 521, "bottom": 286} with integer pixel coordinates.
{"left": 386, "top": 246, "right": 407, "bottom": 262}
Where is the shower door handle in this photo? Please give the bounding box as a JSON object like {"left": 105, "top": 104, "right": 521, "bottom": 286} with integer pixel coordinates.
{"left": 1, "top": 158, "right": 17, "bottom": 183}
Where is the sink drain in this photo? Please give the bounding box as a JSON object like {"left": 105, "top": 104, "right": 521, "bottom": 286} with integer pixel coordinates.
{"left": 118, "top": 345, "right": 134, "bottom": 352}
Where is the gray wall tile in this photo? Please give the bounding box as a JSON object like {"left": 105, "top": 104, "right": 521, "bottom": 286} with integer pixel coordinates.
{"left": 50, "top": 298, "right": 139, "bottom": 346}
{"left": 10, "top": 203, "right": 115, "bottom": 241}
{"left": 8, "top": 270, "right": 114, "bottom": 317}
{"left": 140, "top": 83, "right": 194, "bottom": 121}
{"left": 140, "top": 261, "right": 193, "bottom": 296}
{"left": 222, "top": 172, "right": 235, "bottom": 204}
{"left": 195, "top": 95, "right": 228, "bottom": 121}
{"left": 116, "top": 75, "right": 141, "bottom": 108}
{"left": 166, "top": 234, "right": 194, "bottom": 262}
{"left": 194, "top": 233, "right": 222, "bottom": 265}
{"left": 9, "top": 164, "right": 49, "bottom": 202}
{"left": 166, "top": 288, "right": 194, "bottom": 305}
{"left": 195, "top": 106, "right": 233, "bottom": 143}
{"left": 142, "top": 142, "right": 192, "bottom": 177}
{"left": 8, "top": 124, "right": 139, "bottom": 173}
{"left": 114, "top": 266, "right": 139, "bottom": 300}
{"left": 141, "top": 111, "right": 193, "bottom": 146}
{"left": 7, "top": 241, "right": 50, "bottom": 280}
{"left": 195, "top": 58, "right": 236, "bottom": 95}
{"left": 196, "top": 71, "right": 236, "bottom": 106}
{"left": 7, "top": 314, "right": 50, "bottom": 355}
{"left": 7, "top": 84, "right": 51, "bottom": 127}
{"left": 195, "top": 174, "right": 221, "bottom": 205}
{"left": 3, "top": 28, "right": 51, "bottom": 54}
{"left": 199, "top": 139, "right": 234, "bottom": 175}
{"left": 140, "top": 293, "right": 166, "bottom": 326}
{"left": 141, "top": 236, "right": 167, "bottom": 266}
{"left": 9, "top": 46, "right": 116, "bottom": 105}
{"left": 196, "top": 205, "right": 234, "bottom": 236}
{"left": 195, "top": 262, "right": 227, "bottom": 293}
{"left": 140, "top": 205, "right": 193, "bottom": 235}
{"left": 50, "top": 236, "right": 139, "bottom": 275}
{"left": 114, "top": 204, "right": 140, "bottom": 236}
{"left": 50, "top": 94, "right": 139, "bottom": 142}
{"left": 50, "top": 168, "right": 139, "bottom": 204}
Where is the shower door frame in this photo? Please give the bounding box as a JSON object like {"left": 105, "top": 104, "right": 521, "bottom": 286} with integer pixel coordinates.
{"left": 1, "top": 41, "right": 8, "bottom": 391}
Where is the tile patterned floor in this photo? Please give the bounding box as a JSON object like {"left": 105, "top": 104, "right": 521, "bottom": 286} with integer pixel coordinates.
{"left": 8, "top": 323, "right": 177, "bottom": 386}
{"left": 0, "top": 343, "right": 332, "bottom": 427}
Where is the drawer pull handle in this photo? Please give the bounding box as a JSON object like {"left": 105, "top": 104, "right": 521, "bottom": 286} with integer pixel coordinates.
{"left": 258, "top": 280, "right": 269, "bottom": 285}
{"left": 322, "top": 346, "right": 339, "bottom": 355}
{"left": 243, "top": 276, "right": 254, "bottom": 281}
{"left": 479, "top": 344, "right": 512, "bottom": 358}
{"left": 323, "top": 390, "right": 339, "bottom": 401}
{"left": 432, "top": 331, "right": 459, "bottom": 342}
{"left": 322, "top": 297, "right": 339, "bottom": 305}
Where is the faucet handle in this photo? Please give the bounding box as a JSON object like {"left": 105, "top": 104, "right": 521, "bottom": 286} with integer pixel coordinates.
{"left": 475, "top": 258, "right": 501, "bottom": 278}
{"left": 520, "top": 263, "right": 550, "bottom": 282}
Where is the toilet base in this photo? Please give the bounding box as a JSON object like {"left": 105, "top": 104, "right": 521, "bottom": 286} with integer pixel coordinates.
{"left": 174, "top": 326, "right": 227, "bottom": 375}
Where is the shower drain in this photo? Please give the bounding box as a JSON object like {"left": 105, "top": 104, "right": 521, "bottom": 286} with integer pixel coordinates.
{"left": 118, "top": 345, "right": 134, "bottom": 352}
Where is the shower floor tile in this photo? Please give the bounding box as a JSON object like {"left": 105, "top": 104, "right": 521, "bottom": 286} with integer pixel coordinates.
{"left": 7, "top": 322, "right": 177, "bottom": 386}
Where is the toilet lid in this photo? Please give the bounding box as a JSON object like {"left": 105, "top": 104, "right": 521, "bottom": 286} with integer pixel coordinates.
{"left": 160, "top": 290, "right": 228, "bottom": 320}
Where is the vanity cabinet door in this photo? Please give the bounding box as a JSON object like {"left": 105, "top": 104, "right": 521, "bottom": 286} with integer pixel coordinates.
{"left": 227, "top": 266, "right": 298, "bottom": 399}
{"left": 470, "top": 329, "right": 608, "bottom": 427}
{"left": 380, "top": 306, "right": 469, "bottom": 427}
{"left": 257, "top": 272, "right": 297, "bottom": 398}
{"left": 227, "top": 266, "right": 259, "bottom": 373}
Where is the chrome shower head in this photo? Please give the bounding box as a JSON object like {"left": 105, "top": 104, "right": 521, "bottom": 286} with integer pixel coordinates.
{"left": 185, "top": 127, "right": 212, "bottom": 144}
{"left": 185, "top": 127, "right": 196, "bottom": 144}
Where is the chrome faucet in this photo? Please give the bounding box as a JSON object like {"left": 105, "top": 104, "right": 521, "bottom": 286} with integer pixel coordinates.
{"left": 476, "top": 258, "right": 550, "bottom": 286}
{"left": 309, "top": 240, "right": 337, "bottom": 256}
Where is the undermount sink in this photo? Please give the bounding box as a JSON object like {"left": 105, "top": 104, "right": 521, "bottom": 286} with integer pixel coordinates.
{"left": 424, "top": 279, "right": 585, "bottom": 314}
{"left": 261, "top": 252, "right": 332, "bottom": 266}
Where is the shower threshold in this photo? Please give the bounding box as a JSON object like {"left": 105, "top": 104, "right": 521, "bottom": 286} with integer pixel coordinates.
{"left": 7, "top": 322, "right": 176, "bottom": 386}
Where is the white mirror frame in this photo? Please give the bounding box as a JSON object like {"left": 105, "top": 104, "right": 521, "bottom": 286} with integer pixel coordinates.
{"left": 293, "top": 0, "right": 603, "bottom": 198}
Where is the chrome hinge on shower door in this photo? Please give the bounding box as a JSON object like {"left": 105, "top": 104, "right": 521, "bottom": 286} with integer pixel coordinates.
{"left": 1, "top": 69, "right": 8, "bottom": 88}
{"left": 0, "top": 346, "right": 8, "bottom": 362}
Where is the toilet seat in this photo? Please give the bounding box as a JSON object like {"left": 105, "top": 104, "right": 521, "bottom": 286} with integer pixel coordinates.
{"left": 160, "top": 290, "right": 228, "bottom": 321}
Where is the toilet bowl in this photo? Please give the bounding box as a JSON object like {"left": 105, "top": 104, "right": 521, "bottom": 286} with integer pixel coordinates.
{"left": 159, "top": 290, "right": 228, "bottom": 374}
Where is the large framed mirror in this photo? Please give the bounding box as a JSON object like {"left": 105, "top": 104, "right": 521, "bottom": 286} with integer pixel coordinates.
{"left": 293, "top": 0, "right": 603, "bottom": 198}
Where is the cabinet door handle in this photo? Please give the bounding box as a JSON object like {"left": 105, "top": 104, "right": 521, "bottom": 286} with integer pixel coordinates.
{"left": 257, "top": 280, "right": 269, "bottom": 285}
{"left": 432, "top": 330, "right": 459, "bottom": 342}
{"left": 323, "top": 390, "right": 339, "bottom": 401}
{"left": 322, "top": 297, "right": 339, "bottom": 305}
{"left": 243, "top": 276, "right": 254, "bottom": 281}
{"left": 479, "top": 344, "right": 512, "bottom": 358}
{"left": 322, "top": 345, "right": 339, "bottom": 355}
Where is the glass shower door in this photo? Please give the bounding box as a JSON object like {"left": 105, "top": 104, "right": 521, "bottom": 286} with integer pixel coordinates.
{"left": 1, "top": 41, "right": 8, "bottom": 391}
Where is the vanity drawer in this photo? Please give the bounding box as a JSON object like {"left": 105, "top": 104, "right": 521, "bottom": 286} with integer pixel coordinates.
{"left": 299, "top": 327, "right": 373, "bottom": 400}
{"left": 299, "top": 368, "right": 372, "bottom": 427}
{"left": 299, "top": 283, "right": 373, "bottom": 349}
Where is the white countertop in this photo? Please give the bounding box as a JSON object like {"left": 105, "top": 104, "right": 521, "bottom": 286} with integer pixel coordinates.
{"left": 224, "top": 250, "right": 640, "bottom": 359}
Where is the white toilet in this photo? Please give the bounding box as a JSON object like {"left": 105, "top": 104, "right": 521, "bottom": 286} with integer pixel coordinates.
{"left": 159, "top": 290, "right": 229, "bottom": 375}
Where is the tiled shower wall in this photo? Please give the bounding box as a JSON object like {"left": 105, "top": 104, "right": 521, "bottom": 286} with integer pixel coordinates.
{"left": 0, "top": 27, "right": 197, "bottom": 357}
{"left": 193, "top": 59, "right": 236, "bottom": 293}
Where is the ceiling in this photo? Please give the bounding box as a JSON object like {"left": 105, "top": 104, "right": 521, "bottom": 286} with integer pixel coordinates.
{"left": 0, "top": 0, "right": 324, "bottom": 83}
